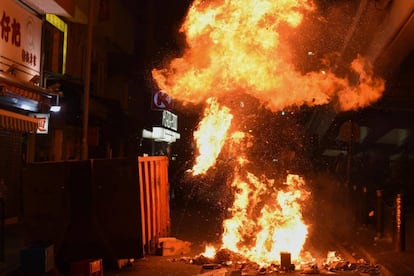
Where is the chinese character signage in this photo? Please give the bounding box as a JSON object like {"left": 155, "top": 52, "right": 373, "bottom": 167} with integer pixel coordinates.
{"left": 29, "top": 113, "right": 50, "bottom": 134}
{"left": 0, "top": 0, "right": 42, "bottom": 80}
{"left": 162, "top": 110, "right": 178, "bottom": 131}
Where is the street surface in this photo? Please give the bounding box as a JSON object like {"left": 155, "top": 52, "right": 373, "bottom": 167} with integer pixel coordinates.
{"left": 99, "top": 198, "right": 383, "bottom": 276}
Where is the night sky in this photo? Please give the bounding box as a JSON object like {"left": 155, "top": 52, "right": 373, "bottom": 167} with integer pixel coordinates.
{"left": 122, "top": 0, "right": 193, "bottom": 68}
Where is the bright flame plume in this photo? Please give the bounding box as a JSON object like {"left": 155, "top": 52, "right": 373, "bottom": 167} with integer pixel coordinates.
{"left": 222, "top": 172, "right": 309, "bottom": 266}
{"left": 152, "top": 0, "right": 385, "bottom": 112}
{"left": 151, "top": 0, "right": 388, "bottom": 268}
{"left": 192, "top": 97, "right": 233, "bottom": 175}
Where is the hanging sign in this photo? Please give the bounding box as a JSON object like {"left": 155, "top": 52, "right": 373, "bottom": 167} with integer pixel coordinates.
{"left": 29, "top": 113, "right": 50, "bottom": 134}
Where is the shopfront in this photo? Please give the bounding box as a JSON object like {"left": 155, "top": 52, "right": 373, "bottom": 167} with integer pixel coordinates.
{"left": 0, "top": 0, "right": 59, "bottom": 221}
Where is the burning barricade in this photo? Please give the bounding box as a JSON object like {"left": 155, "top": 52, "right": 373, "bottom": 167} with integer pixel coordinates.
{"left": 149, "top": 0, "right": 388, "bottom": 274}
{"left": 170, "top": 248, "right": 381, "bottom": 275}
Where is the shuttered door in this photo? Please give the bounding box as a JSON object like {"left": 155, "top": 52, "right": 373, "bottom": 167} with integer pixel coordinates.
{"left": 0, "top": 129, "right": 23, "bottom": 220}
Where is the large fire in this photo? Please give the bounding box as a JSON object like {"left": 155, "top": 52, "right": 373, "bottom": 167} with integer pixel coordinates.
{"left": 189, "top": 98, "right": 310, "bottom": 265}
{"left": 222, "top": 172, "right": 309, "bottom": 266}
{"left": 151, "top": 0, "right": 386, "bottom": 267}
{"left": 152, "top": 0, "right": 384, "bottom": 111}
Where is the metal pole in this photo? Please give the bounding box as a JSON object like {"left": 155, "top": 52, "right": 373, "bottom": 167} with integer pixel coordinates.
{"left": 376, "top": 190, "right": 384, "bottom": 238}
{"left": 82, "top": 0, "right": 94, "bottom": 160}
{"left": 346, "top": 120, "right": 354, "bottom": 213}
{"left": 395, "top": 193, "right": 405, "bottom": 252}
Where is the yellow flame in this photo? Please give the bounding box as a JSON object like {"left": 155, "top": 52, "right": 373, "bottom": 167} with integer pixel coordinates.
{"left": 152, "top": 0, "right": 384, "bottom": 112}
{"left": 221, "top": 172, "right": 309, "bottom": 266}
{"left": 190, "top": 103, "right": 311, "bottom": 265}
{"left": 150, "top": 0, "right": 386, "bottom": 267}
{"left": 201, "top": 244, "right": 217, "bottom": 259}
{"left": 192, "top": 97, "right": 233, "bottom": 175}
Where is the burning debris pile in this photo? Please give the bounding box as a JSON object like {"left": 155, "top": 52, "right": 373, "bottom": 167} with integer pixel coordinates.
{"left": 171, "top": 249, "right": 381, "bottom": 275}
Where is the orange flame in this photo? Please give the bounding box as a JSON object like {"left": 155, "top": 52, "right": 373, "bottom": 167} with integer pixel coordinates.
{"left": 151, "top": 0, "right": 387, "bottom": 267}
{"left": 222, "top": 172, "right": 309, "bottom": 266}
{"left": 192, "top": 97, "right": 233, "bottom": 175}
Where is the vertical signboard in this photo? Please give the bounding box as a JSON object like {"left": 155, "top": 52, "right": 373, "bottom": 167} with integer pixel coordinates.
{"left": 29, "top": 113, "right": 50, "bottom": 134}
{"left": 0, "top": 0, "right": 42, "bottom": 80}
{"left": 162, "top": 110, "right": 178, "bottom": 131}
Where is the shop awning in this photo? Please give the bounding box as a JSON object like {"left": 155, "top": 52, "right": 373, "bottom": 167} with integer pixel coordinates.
{"left": 0, "top": 72, "right": 61, "bottom": 102}
{"left": 0, "top": 109, "right": 38, "bottom": 133}
{"left": 0, "top": 83, "right": 42, "bottom": 102}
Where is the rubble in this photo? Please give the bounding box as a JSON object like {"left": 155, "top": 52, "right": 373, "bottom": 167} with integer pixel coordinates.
{"left": 300, "top": 264, "right": 320, "bottom": 274}
{"left": 171, "top": 247, "right": 382, "bottom": 275}
{"left": 157, "top": 237, "right": 192, "bottom": 256}
{"left": 195, "top": 267, "right": 228, "bottom": 276}
{"left": 214, "top": 249, "right": 246, "bottom": 264}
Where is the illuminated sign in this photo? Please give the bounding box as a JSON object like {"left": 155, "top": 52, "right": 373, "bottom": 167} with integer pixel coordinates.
{"left": 142, "top": 127, "right": 180, "bottom": 143}
{"left": 46, "top": 14, "right": 67, "bottom": 74}
{"left": 152, "top": 90, "right": 173, "bottom": 110}
{"left": 29, "top": 113, "right": 50, "bottom": 134}
{"left": 162, "top": 110, "right": 178, "bottom": 131}
{"left": 0, "top": 0, "right": 42, "bottom": 80}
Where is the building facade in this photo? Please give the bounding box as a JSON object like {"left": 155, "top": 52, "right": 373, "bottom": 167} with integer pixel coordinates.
{"left": 0, "top": 0, "right": 136, "bottom": 221}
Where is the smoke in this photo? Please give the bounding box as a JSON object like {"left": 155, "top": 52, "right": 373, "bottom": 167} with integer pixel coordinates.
{"left": 152, "top": 0, "right": 385, "bottom": 112}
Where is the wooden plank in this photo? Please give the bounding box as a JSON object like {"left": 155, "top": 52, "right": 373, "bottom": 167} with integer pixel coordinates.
{"left": 164, "top": 158, "right": 171, "bottom": 236}
{"left": 155, "top": 160, "right": 161, "bottom": 239}
{"left": 150, "top": 160, "right": 157, "bottom": 241}
{"left": 138, "top": 159, "right": 146, "bottom": 251}
{"left": 143, "top": 160, "right": 152, "bottom": 253}
{"left": 160, "top": 158, "right": 168, "bottom": 236}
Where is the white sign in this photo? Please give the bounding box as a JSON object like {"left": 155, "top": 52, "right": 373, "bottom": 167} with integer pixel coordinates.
{"left": 142, "top": 127, "right": 180, "bottom": 143}
{"left": 0, "top": 0, "right": 42, "bottom": 80}
{"left": 29, "top": 113, "right": 50, "bottom": 134}
{"left": 162, "top": 110, "right": 178, "bottom": 131}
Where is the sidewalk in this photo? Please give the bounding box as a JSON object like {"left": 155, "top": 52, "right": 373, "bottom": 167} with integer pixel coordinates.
{"left": 340, "top": 213, "right": 414, "bottom": 276}
{"left": 0, "top": 223, "right": 25, "bottom": 275}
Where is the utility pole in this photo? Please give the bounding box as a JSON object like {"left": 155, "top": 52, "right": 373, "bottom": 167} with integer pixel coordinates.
{"left": 82, "top": 0, "right": 94, "bottom": 160}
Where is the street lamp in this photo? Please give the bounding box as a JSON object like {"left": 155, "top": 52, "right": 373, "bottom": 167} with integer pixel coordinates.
{"left": 50, "top": 95, "right": 61, "bottom": 112}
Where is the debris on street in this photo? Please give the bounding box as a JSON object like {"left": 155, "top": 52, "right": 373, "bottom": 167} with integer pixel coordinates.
{"left": 170, "top": 248, "right": 382, "bottom": 275}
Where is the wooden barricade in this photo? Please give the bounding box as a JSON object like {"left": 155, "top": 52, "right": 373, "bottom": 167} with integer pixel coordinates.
{"left": 138, "top": 156, "right": 171, "bottom": 254}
